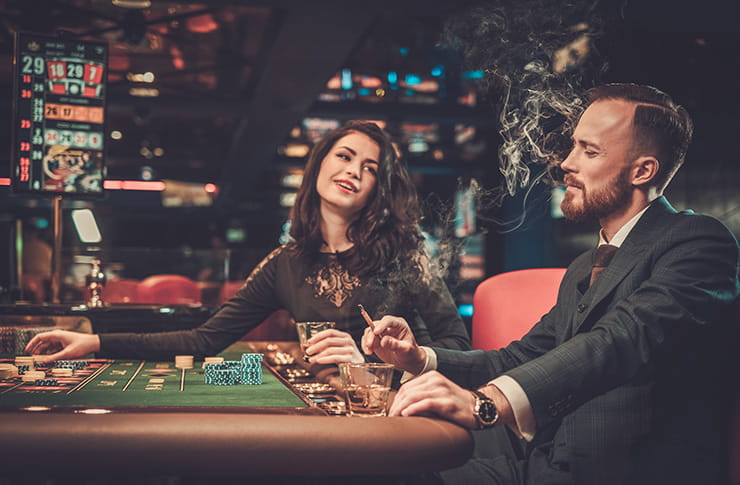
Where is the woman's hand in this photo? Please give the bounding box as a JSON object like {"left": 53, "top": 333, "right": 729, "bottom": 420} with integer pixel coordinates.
{"left": 304, "top": 329, "right": 365, "bottom": 364}
{"left": 24, "top": 330, "right": 101, "bottom": 363}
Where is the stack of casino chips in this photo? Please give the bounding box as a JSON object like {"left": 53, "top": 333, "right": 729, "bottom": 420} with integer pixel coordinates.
{"left": 21, "top": 370, "right": 46, "bottom": 382}
{"left": 15, "top": 356, "right": 35, "bottom": 375}
{"left": 34, "top": 378, "right": 59, "bottom": 386}
{"left": 202, "top": 356, "right": 224, "bottom": 369}
{"left": 51, "top": 367, "right": 74, "bottom": 378}
{"left": 0, "top": 363, "right": 19, "bottom": 379}
{"left": 239, "top": 353, "right": 263, "bottom": 385}
{"left": 55, "top": 360, "right": 87, "bottom": 369}
{"left": 203, "top": 353, "right": 263, "bottom": 386}
{"left": 175, "top": 355, "right": 194, "bottom": 369}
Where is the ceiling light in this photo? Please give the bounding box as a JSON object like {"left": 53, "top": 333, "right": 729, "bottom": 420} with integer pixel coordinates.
{"left": 129, "top": 87, "right": 159, "bottom": 97}
{"left": 112, "top": 0, "right": 151, "bottom": 9}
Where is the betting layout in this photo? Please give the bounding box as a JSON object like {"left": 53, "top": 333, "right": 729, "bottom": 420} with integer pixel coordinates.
{"left": 0, "top": 353, "right": 309, "bottom": 410}
{"left": 12, "top": 32, "right": 107, "bottom": 195}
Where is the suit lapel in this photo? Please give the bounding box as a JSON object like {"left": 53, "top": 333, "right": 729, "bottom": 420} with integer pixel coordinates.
{"left": 573, "top": 197, "right": 678, "bottom": 333}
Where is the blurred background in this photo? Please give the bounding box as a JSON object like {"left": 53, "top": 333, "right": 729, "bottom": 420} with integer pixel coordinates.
{"left": 0, "top": 0, "right": 738, "bottom": 324}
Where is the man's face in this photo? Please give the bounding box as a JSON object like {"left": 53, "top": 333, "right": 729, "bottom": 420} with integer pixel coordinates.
{"left": 560, "top": 99, "right": 636, "bottom": 222}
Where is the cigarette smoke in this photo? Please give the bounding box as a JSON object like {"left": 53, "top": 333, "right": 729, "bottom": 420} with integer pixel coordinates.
{"left": 443, "top": 0, "right": 607, "bottom": 200}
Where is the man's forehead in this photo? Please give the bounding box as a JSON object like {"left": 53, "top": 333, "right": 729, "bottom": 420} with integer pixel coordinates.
{"left": 575, "top": 99, "right": 635, "bottom": 135}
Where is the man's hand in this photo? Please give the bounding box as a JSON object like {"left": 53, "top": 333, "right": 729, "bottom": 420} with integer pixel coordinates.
{"left": 305, "top": 329, "right": 364, "bottom": 364}
{"left": 361, "top": 315, "right": 426, "bottom": 374}
{"left": 388, "top": 371, "right": 478, "bottom": 429}
{"left": 24, "top": 330, "right": 101, "bottom": 364}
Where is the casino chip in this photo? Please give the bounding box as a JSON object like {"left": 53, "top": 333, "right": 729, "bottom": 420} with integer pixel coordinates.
{"left": 202, "top": 356, "right": 224, "bottom": 369}
{"left": 203, "top": 353, "right": 264, "bottom": 386}
{"left": 35, "top": 378, "right": 59, "bottom": 387}
{"left": 51, "top": 368, "right": 74, "bottom": 377}
{"left": 175, "top": 355, "right": 194, "bottom": 369}
{"left": 0, "top": 363, "right": 18, "bottom": 379}
{"left": 21, "top": 371, "right": 46, "bottom": 382}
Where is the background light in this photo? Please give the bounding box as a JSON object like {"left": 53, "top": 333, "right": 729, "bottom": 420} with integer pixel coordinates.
{"left": 72, "top": 209, "right": 102, "bottom": 243}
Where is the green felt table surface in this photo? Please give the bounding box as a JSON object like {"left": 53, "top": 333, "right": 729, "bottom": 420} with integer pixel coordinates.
{"left": 0, "top": 342, "right": 309, "bottom": 410}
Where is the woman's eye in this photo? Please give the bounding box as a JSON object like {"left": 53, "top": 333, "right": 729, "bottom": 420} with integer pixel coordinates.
{"left": 585, "top": 150, "right": 597, "bottom": 157}
{"left": 363, "top": 165, "right": 377, "bottom": 175}
{"left": 337, "top": 152, "right": 350, "bottom": 161}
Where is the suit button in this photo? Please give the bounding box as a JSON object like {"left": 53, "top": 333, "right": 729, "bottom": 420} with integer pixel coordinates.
{"left": 577, "top": 304, "right": 587, "bottom": 313}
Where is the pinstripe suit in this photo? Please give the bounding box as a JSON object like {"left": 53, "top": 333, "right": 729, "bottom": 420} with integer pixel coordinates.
{"left": 435, "top": 197, "right": 740, "bottom": 484}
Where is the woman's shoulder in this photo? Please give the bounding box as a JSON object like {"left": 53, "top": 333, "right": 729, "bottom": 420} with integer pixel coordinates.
{"left": 243, "top": 245, "right": 292, "bottom": 285}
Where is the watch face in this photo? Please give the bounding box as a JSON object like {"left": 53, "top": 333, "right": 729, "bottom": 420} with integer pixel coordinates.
{"left": 479, "top": 400, "right": 498, "bottom": 423}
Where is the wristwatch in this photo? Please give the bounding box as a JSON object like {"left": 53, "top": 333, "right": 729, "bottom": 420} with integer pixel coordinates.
{"left": 471, "top": 389, "right": 499, "bottom": 429}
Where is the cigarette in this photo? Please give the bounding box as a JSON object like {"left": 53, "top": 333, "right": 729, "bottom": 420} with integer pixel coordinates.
{"left": 358, "top": 304, "right": 375, "bottom": 330}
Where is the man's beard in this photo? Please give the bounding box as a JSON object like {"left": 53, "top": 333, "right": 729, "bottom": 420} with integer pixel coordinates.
{"left": 561, "top": 166, "right": 632, "bottom": 222}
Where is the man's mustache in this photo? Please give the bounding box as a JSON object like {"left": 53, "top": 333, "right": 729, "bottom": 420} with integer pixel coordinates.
{"left": 563, "top": 174, "right": 584, "bottom": 190}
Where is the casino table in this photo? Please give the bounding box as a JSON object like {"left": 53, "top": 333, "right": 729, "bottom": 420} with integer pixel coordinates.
{"left": 0, "top": 341, "right": 473, "bottom": 479}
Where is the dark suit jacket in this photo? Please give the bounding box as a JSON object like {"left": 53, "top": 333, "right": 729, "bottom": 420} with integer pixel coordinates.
{"left": 435, "top": 197, "right": 740, "bottom": 484}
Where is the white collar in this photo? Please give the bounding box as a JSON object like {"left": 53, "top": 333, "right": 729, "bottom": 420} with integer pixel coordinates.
{"left": 598, "top": 203, "right": 652, "bottom": 248}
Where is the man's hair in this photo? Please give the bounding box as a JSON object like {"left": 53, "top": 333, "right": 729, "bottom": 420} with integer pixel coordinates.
{"left": 587, "top": 83, "right": 693, "bottom": 192}
{"left": 289, "top": 120, "right": 422, "bottom": 277}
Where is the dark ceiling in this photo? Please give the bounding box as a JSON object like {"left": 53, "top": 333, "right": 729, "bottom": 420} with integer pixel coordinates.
{"left": 1, "top": 0, "right": 739, "bottom": 219}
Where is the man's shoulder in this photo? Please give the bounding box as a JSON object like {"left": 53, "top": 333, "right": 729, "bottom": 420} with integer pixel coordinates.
{"left": 660, "top": 207, "right": 737, "bottom": 242}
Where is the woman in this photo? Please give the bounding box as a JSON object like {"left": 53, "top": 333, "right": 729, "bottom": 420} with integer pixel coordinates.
{"left": 26, "top": 121, "right": 471, "bottom": 363}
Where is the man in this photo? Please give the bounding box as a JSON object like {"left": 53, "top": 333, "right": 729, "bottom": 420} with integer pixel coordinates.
{"left": 362, "top": 84, "right": 740, "bottom": 484}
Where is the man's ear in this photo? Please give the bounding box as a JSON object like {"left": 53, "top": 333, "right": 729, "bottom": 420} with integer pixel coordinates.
{"left": 631, "top": 156, "right": 659, "bottom": 187}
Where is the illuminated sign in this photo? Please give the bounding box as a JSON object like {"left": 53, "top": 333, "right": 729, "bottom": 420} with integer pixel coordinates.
{"left": 11, "top": 32, "right": 107, "bottom": 196}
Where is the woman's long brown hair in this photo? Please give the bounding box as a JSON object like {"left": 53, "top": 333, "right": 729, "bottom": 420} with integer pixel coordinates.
{"left": 289, "top": 121, "right": 422, "bottom": 278}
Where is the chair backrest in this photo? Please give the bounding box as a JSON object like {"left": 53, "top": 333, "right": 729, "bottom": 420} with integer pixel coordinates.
{"left": 104, "top": 278, "right": 140, "bottom": 304}
{"left": 472, "top": 267, "right": 566, "bottom": 350}
{"left": 136, "top": 274, "right": 201, "bottom": 305}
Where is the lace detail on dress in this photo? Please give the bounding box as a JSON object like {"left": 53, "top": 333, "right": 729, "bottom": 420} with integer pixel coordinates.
{"left": 305, "top": 258, "right": 361, "bottom": 308}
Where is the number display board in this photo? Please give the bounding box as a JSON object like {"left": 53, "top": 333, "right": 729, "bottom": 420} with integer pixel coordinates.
{"left": 11, "top": 32, "right": 107, "bottom": 196}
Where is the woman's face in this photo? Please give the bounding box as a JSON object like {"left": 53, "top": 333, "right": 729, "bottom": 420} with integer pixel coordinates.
{"left": 315, "top": 131, "right": 380, "bottom": 219}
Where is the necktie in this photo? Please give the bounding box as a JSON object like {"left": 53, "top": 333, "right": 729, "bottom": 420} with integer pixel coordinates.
{"left": 590, "top": 244, "right": 618, "bottom": 286}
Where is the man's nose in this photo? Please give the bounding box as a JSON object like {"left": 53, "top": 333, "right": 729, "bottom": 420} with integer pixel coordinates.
{"left": 560, "top": 150, "right": 576, "bottom": 172}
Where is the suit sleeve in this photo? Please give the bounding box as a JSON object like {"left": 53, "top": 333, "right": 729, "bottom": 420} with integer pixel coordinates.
{"left": 98, "top": 247, "right": 283, "bottom": 359}
{"left": 504, "top": 215, "right": 739, "bottom": 432}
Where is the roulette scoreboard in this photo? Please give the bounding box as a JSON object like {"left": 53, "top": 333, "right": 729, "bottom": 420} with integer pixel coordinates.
{"left": 11, "top": 32, "right": 107, "bottom": 196}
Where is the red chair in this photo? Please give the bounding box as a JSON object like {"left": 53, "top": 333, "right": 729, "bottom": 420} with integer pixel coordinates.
{"left": 472, "top": 268, "right": 566, "bottom": 350}
{"left": 136, "top": 274, "right": 201, "bottom": 305}
{"left": 104, "top": 278, "right": 140, "bottom": 304}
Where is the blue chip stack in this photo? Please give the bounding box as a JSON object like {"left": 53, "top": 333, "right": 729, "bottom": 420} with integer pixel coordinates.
{"left": 203, "top": 354, "right": 263, "bottom": 386}
{"left": 239, "top": 353, "right": 263, "bottom": 385}
{"left": 35, "top": 378, "right": 59, "bottom": 386}
{"left": 16, "top": 365, "right": 30, "bottom": 375}
{"left": 211, "top": 368, "right": 238, "bottom": 386}
{"left": 55, "top": 360, "right": 87, "bottom": 370}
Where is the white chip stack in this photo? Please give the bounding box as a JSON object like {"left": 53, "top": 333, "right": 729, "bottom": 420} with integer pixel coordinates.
{"left": 14, "top": 356, "right": 34, "bottom": 368}
{"left": 51, "top": 368, "right": 74, "bottom": 377}
{"left": 0, "top": 363, "right": 18, "bottom": 379}
{"left": 201, "top": 356, "right": 224, "bottom": 369}
{"left": 174, "top": 355, "right": 194, "bottom": 369}
{"left": 21, "top": 370, "right": 46, "bottom": 382}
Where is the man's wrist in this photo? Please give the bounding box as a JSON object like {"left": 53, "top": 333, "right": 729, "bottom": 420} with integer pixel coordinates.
{"left": 477, "top": 384, "right": 514, "bottom": 426}
{"left": 409, "top": 346, "right": 426, "bottom": 375}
